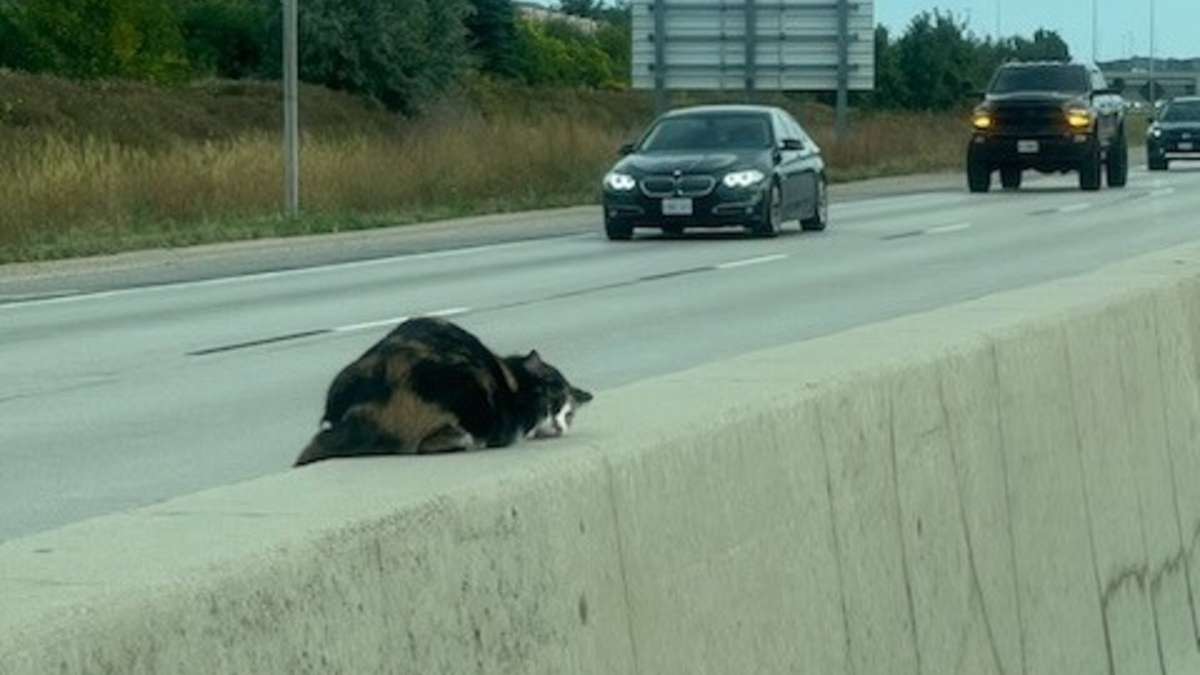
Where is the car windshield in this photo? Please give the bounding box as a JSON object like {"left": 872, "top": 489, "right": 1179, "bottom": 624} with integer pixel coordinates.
{"left": 988, "top": 65, "right": 1090, "bottom": 94}
{"left": 640, "top": 114, "right": 772, "bottom": 151}
{"left": 1160, "top": 100, "right": 1200, "bottom": 122}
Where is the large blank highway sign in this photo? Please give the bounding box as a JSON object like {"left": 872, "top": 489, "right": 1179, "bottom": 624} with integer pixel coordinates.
{"left": 631, "top": 0, "right": 875, "bottom": 91}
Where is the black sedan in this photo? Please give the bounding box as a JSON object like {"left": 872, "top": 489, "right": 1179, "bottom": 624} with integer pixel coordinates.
{"left": 601, "top": 104, "right": 828, "bottom": 240}
{"left": 1147, "top": 96, "right": 1200, "bottom": 171}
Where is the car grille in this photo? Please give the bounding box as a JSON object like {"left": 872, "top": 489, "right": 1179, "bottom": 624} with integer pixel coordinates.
{"left": 641, "top": 174, "right": 717, "bottom": 198}
{"left": 992, "top": 105, "right": 1065, "bottom": 134}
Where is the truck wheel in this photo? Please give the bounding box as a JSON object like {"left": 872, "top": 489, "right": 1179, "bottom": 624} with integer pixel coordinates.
{"left": 1105, "top": 134, "right": 1128, "bottom": 188}
{"left": 967, "top": 146, "right": 991, "bottom": 193}
{"left": 1000, "top": 167, "right": 1022, "bottom": 190}
{"left": 1148, "top": 154, "right": 1169, "bottom": 171}
{"left": 1078, "top": 141, "right": 1102, "bottom": 191}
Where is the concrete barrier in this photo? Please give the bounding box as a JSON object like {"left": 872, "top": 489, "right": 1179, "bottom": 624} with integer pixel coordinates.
{"left": 5, "top": 242, "right": 1200, "bottom": 674}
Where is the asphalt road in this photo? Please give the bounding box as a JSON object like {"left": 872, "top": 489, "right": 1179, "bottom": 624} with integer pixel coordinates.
{"left": 3, "top": 162, "right": 1200, "bottom": 542}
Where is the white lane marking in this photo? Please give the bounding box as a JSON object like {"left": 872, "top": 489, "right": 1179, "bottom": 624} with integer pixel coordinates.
{"left": 1058, "top": 203, "right": 1090, "bottom": 214}
{"left": 926, "top": 222, "right": 972, "bottom": 235}
{"left": 716, "top": 254, "right": 788, "bottom": 270}
{"left": 333, "top": 307, "right": 470, "bottom": 333}
{"left": 0, "top": 236, "right": 588, "bottom": 310}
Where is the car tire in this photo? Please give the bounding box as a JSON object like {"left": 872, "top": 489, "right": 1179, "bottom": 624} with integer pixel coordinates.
{"left": 1148, "top": 152, "right": 1169, "bottom": 171}
{"left": 749, "top": 182, "right": 782, "bottom": 238}
{"left": 967, "top": 145, "right": 991, "bottom": 193}
{"left": 605, "top": 216, "right": 633, "bottom": 241}
{"left": 1105, "top": 132, "right": 1128, "bottom": 188}
{"left": 800, "top": 176, "right": 828, "bottom": 232}
{"left": 999, "top": 166, "right": 1022, "bottom": 190}
{"left": 1078, "top": 140, "right": 1102, "bottom": 191}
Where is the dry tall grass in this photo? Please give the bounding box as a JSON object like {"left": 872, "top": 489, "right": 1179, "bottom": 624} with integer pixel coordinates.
{"left": 0, "top": 73, "right": 969, "bottom": 263}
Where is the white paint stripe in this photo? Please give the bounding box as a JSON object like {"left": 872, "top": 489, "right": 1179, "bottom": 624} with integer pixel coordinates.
{"left": 716, "top": 254, "right": 787, "bottom": 270}
{"left": 1058, "top": 203, "right": 1090, "bottom": 213}
{"left": 0, "top": 236, "right": 585, "bottom": 310}
{"left": 926, "top": 222, "right": 971, "bottom": 235}
{"left": 333, "top": 307, "right": 470, "bottom": 333}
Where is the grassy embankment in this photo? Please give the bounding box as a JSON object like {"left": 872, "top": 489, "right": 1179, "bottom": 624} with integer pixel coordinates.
{"left": 0, "top": 69, "right": 973, "bottom": 264}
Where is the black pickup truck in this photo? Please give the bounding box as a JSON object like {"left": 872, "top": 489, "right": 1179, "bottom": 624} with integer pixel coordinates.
{"left": 966, "top": 61, "right": 1128, "bottom": 192}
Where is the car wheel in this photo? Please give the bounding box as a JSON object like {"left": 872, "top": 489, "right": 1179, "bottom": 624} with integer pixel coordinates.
{"left": 1078, "top": 140, "right": 1102, "bottom": 190}
{"left": 800, "top": 176, "right": 828, "bottom": 232}
{"left": 749, "top": 182, "right": 782, "bottom": 238}
{"left": 1105, "top": 133, "right": 1128, "bottom": 188}
{"left": 1148, "top": 152, "right": 1169, "bottom": 171}
{"left": 999, "top": 166, "right": 1022, "bottom": 190}
{"left": 605, "top": 216, "right": 633, "bottom": 241}
{"left": 967, "top": 145, "right": 991, "bottom": 193}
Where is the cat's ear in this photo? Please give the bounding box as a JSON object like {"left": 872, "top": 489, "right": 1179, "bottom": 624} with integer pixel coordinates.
{"left": 572, "top": 387, "right": 594, "bottom": 405}
{"left": 523, "top": 350, "right": 545, "bottom": 368}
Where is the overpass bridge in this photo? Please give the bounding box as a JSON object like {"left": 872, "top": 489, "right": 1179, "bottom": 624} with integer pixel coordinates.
{"left": 1103, "top": 68, "right": 1199, "bottom": 102}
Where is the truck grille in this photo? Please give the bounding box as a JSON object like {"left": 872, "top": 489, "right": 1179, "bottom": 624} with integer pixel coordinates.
{"left": 992, "top": 105, "right": 1065, "bottom": 134}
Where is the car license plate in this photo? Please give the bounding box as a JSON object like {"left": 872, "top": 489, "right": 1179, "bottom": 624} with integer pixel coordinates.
{"left": 1179, "top": 142, "right": 1194, "bottom": 151}
{"left": 1017, "top": 139, "right": 1039, "bottom": 154}
{"left": 661, "top": 198, "right": 693, "bottom": 216}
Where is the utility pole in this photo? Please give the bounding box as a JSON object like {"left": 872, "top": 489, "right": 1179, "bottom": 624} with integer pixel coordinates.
{"left": 282, "top": 0, "right": 300, "bottom": 217}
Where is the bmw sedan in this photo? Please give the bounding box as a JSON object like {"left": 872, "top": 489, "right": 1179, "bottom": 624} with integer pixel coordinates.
{"left": 601, "top": 104, "right": 828, "bottom": 240}
{"left": 1147, "top": 96, "right": 1200, "bottom": 171}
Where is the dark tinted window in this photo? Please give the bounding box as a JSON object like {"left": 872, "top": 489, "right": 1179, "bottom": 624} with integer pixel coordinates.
{"left": 641, "top": 113, "right": 773, "bottom": 151}
{"left": 1160, "top": 100, "right": 1200, "bottom": 122}
{"left": 988, "top": 65, "right": 1090, "bottom": 94}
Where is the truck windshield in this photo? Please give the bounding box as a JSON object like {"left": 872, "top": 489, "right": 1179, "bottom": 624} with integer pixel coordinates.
{"left": 989, "top": 66, "right": 1090, "bottom": 94}
{"left": 1160, "top": 100, "right": 1200, "bottom": 122}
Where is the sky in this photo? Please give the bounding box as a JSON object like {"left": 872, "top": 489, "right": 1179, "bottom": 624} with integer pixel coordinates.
{"left": 525, "top": 1, "right": 1195, "bottom": 62}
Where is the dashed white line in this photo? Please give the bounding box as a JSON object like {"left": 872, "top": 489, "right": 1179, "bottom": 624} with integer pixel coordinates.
{"left": 1058, "top": 203, "right": 1091, "bottom": 214}
{"left": 927, "top": 222, "right": 972, "bottom": 235}
{"left": 716, "top": 254, "right": 788, "bottom": 270}
{"left": 333, "top": 307, "right": 470, "bottom": 333}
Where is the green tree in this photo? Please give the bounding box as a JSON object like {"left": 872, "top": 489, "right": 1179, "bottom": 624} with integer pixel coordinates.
{"left": 513, "top": 15, "right": 616, "bottom": 88}
{"left": 558, "top": 0, "right": 603, "bottom": 19}
{"left": 466, "top": 0, "right": 518, "bottom": 77}
{"left": 892, "top": 10, "right": 979, "bottom": 110}
{"left": 178, "top": 0, "right": 267, "bottom": 79}
{"left": 263, "top": 0, "right": 471, "bottom": 114}
{"left": 7, "top": 0, "right": 189, "bottom": 82}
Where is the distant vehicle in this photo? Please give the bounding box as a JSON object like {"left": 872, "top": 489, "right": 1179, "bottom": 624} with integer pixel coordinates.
{"left": 600, "top": 104, "right": 828, "bottom": 240}
{"left": 966, "top": 61, "right": 1128, "bottom": 192}
{"left": 1146, "top": 95, "right": 1200, "bottom": 171}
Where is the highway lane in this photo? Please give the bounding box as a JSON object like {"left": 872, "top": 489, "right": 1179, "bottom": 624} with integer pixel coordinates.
{"left": 3, "top": 164, "right": 1200, "bottom": 541}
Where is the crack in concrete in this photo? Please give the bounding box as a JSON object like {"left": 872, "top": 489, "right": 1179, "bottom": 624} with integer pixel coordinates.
{"left": 815, "top": 398, "right": 857, "bottom": 675}
{"left": 991, "top": 341, "right": 1030, "bottom": 675}
{"left": 938, "top": 370, "right": 1009, "bottom": 675}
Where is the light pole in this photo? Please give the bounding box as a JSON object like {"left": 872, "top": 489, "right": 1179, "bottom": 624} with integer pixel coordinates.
{"left": 1091, "top": 0, "right": 1098, "bottom": 63}
{"left": 1148, "top": 0, "right": 1156, "bottom": 104}
{"left": 282, "top": 0, "right": 299, "bottom": 218}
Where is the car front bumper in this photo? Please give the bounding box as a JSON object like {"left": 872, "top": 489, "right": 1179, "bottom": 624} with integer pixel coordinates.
{"left": 970, "top": 131, "right": 1097, "bottom": 170}
{"left": 603, "top": 185, "right": 769, "bottom": 230}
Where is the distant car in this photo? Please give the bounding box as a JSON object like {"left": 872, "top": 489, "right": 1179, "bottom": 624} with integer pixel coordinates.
{"left": 600, "top": 104, "right": 828, "bottom": 240}
{"left": 1147, "top": 96, "right": 1200, "bottom": 170}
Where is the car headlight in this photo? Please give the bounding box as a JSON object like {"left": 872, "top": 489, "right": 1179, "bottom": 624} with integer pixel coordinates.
{"left": 722, "top": 169, "right": 766, "bottom": 189}
{"left": 1066, "top": 107, "right": 1092, "bottom": 129}
{"left": 1149, "top": 126, "right": 1162, "bottom": 138}
{"left": 603, "top": 172, "right": 637, "bottom": 192}
{"left": 971, "top": 111, "right": 993, "bottom": 129}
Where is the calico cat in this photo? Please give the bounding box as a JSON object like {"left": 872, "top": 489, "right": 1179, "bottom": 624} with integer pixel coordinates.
{"left": 294, "top": 316, "right": 593, "bottom": 466}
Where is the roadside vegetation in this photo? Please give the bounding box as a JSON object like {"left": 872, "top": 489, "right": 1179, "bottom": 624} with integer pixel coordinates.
{"left": 0, "top": 0, "right": 1099, "bottom": 263}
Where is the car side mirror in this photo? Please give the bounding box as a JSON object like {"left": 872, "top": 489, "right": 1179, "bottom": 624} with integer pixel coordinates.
{"left": 618, "top": 141, "right": 636, "bottom": 156}
{"left": 779, "top": 138, "right": 805, "bottom": 152}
